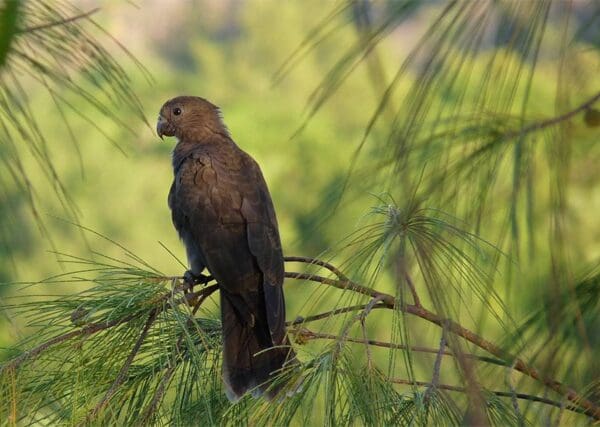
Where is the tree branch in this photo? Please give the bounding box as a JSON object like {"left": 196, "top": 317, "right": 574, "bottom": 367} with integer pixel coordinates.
{"left": 1, "top": 313, "right": 138, "bottom": 374}
{"left": 284, "top": 271, "right": 395, "bottom": 305}
{"left": 403, "top": 270, "right": 421, "bottom": 307}
{"left": 284, "top": 256, "right": 350, "bottom": 281}
{"left": 140, "top": 362, "right": 177, "bottom": 424}
{"left": 1, "top": 282, "right": 218, "bottom": 373}
{"left": 290, "top": 327, "right": 507, "bottom": 367}
{"left": 504, "top": 90, "right": 600, "bottom": 139}
{"left": 389, "top": 378, "right": 584, "bottom": 415}
{"left": 85, "top": 309, "right": 158, "bottom": 424}
{"left": 284, "top": 258, "right": 600, "bottom": 419}
{"left": 428, "top": 326, "right": 447, "bottom": 392}
{"left": 4, "top": 256, "right": 599, "bottom": 420}
{"left": 357, "top": 296, "right": 380, "bottom": 369}
{"left": 139, "top": 285, "right": 217, "bottom": 423}
{"left": 287, "top": 303, "right": 390, "bottom": 325}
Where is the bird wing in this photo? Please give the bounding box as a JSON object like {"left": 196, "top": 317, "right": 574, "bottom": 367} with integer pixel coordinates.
{"left": 238, "top": 156, "right": 286, "bottom": 345}
{"left": 171, "top": 142, "right": 286, "bottom": 345}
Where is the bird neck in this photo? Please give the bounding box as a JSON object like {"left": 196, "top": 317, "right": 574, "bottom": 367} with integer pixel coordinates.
{"left": 171, "top": 136, "right": 236, "bottom": 173}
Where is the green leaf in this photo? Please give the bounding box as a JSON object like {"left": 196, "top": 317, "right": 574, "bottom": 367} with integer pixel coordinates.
{"left": 0, "top": 0, "right": 19, "bottom": 68}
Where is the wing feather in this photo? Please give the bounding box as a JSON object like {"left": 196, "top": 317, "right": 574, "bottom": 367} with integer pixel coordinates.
{"left": 238, "top": 157, "right": 286, "bottom": 345}
{"left": 171, "top": 142, "right": 286, "bottom": 345}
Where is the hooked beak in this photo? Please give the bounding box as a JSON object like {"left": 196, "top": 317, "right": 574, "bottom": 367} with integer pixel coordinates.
{"left": 156, "top": 115, "right": 168, "bottom": 140}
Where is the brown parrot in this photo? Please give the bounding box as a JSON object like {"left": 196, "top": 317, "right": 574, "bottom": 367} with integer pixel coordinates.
{"left": 156, "top": 96, "right": 295, "bottom": 401}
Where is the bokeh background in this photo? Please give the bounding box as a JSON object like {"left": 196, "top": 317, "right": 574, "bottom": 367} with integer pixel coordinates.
{"left": 1, "top": 0, "right": 599, "bottom": 424}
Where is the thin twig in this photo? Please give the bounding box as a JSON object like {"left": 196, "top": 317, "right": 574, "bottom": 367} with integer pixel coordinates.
{"left": 506, "top": 361, "right": 524, "bottom": 427}
{"left": 357, "top": 295, "right": 384, "bottom": 369}
{"left": 284, "top": 271, "right": 394, "bottom": 305}
{"left": 504, "top": 90, "right": 600, "bottom": 139}
{"left": 389, "top": 378, "right": 583, "bottom": 415}
{"left": 291, "top": 328, "right": 506, "bottom": 366}
{"left": 431, "top": 326, "right": 447, "bottom": 389}
{"left": 403, "top": 271, "right": 421, "bottom": 307}
{"left": 139, "top": 363, "right": 177, "bottom": 425}
{"left": 360, "top": 317, "right": 372, "bottom": 369}
{"left": 395, "top": 255, "right": 421, "bottom": 307}
{"left": 284, "top": 256, "right": 350, "bottom": 281}
{"left": 423, "top": 323, "right": 448, "bottom": 407}
{"left": 287, "top": 303, "right": 390, "bottom": 325}
{"left": 361, "top": 294, "right": 386, "bottom": 318}
{"left": 7, "top": 366, "right": 17, "bottom": 427}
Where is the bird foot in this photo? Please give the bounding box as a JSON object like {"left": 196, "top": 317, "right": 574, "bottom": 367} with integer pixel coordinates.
{"left": 183, "top": 270, "right": 212, "bottom": 290}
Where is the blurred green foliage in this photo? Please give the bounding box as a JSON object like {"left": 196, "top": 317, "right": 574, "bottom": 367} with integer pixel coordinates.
{"left": 0, "top": 0, "right": 18, "bottom": 67}
{"left": 0, "top": 0, "right": 599, "bottom": 424}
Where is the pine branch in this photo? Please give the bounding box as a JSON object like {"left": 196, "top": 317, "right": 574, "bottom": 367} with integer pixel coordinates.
{"left": 2, "top": 257, "right": 598, "bottom": 421}
{"left": 287, "top": 303, "right": 390, "bottom": 325}
{"left": 284, "top": 256, "right": 351, "bottom": 282}
{"left": 139, "top": 285, "right": 217, "bottom": 423}
{"left": 285, "top": 257, "right": 600, "bottom": 419}
{"left": 0, "top": 282, "right": 217, "bottom": 374}
{"left": 502, "top": 90, "right": 600, "bottom": 140}
{"left": 284, "top": 271, "right": 394, "bottom": 305}
{"left": 0, "top": 312, "right": 138, "bottom": 374}
{"left": 290, "top": 327, "right": 507, "bottom": 367}
{"left": 388, "top": 378, "right": 584, "bottom": 415}
{"left": 85, "top": 309, "right": 158, "bottom": 423}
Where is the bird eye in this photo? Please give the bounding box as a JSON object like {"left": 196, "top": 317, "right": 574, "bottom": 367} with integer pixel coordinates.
{"left": 173, "top": 107, "right": 182, "bottom": 116}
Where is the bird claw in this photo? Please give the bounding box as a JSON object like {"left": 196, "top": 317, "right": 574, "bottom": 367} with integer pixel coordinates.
{"left": 183, "top": 270, "right": 212, "bottom": 290}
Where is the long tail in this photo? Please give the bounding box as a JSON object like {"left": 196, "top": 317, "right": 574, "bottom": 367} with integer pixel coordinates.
{"left": 220, "top": 292, "right": 295, "bottom": 401}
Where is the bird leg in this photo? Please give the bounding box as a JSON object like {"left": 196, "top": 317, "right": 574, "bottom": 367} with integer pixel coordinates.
{"left": 183, "top": 270, "right": 213, "bottom": 291}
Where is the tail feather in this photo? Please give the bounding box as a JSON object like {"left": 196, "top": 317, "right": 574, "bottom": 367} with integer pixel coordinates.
{"left": 220, "top": 292, "right": 295, "bottom": 401}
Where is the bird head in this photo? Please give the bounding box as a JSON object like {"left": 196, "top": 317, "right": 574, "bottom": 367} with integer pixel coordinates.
{"left": 156, "top": 96, "right": 229, "bottom": 141}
